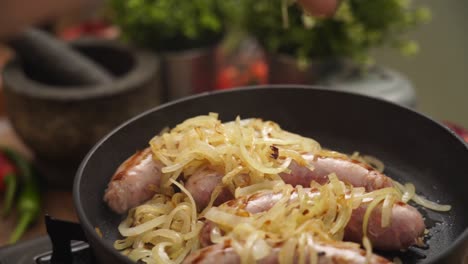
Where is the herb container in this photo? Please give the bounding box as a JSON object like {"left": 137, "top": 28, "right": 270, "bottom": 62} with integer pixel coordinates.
{"left": 109, "top": 0, "right": 226, "bottom": 100}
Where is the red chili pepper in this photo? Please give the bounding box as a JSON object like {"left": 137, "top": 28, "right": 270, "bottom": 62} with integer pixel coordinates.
{"left": 249, "top": 60, "right": 268, "bottom": 84}
{"left": 443, "top": 122, "right": 468, "bottom": 143}
{"left": 216, "top": 66, "right": 240, "bottom": 90}
{"left": 0, "top": 153, "right": 16, "bottom": 190}
{"left": 0, "top": 151, "right": 18, "bottom": 216}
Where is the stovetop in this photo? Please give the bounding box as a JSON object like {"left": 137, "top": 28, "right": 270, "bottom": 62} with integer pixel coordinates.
{"left": 0, "top": 237, "right": 93, "bottom": 264}
{"left": 0, "top": 216, "right": 95, "bottom": 264}
{"left": 1, "top": 215, "right": 466, "bottom": 263}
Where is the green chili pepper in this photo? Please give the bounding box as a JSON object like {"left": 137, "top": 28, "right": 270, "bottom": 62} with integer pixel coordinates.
{"left": 1, "top": 174, "right": 17, "bottom": 216}
{"left": 8, "top": 175, "right": 40, "bottom": 244}
{"left": 1, "top": 147, "right": 41, "bottom": 244}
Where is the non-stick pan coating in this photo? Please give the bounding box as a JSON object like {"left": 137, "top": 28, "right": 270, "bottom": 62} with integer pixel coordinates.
{"left": 74, "top": 86, "right": 468, "bottom": 264}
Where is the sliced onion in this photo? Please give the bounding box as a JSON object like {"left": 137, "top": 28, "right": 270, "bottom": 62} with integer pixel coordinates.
{"left": 173, "top": 114, "right": 219, "bottom": 132}
{"left": 152, "top": 242, "right": 173, "bottom": 264}
{"left": 209, "top": 226, "right": 224, "bottom": 244}
{"left": 236, "top": 117, "right": 293, "bottom": 175}
{"left": 235, "top": 180, "right": 283, "bottom": 198}
{"left": 119, "top": 215, "right": 168, "bottom": 237}
{"left": 362, "top": 195, "right": 387, "bottom": 237}
{"left": 141, "top": 229, "right": 183, "bottom": 245}
{"left": 278, "top": 238, "right": 297, "bottom": 264}
{"left": 363, "top": 236, "right": 373, "bottom": 263}
{"left": 394, "top": 180, "right": 451, "bottom": 211}
{"left": 205, "top": 207, "right": 252, "bottom": 227}
{"left": 402, "top": 183, "right": 416, "bottom": 203}
{"left": 200, "top": 185, "right": 223, "bottom": 217}
{"left": 114, "top": 238, "right": 134, "bottom": 250}
{"left": 186, "top": 141, "right": 223, "bottom": 164}
{"left": 170, "top": 179, "right": 198, "bottom": 225}
{"left": 362, "top": 155, "right": 385, "bottom": 172}
{"left": 359, "top": 187, "right": 401, "bottom": 201}
{"left": 181, "top": 221, "right": 204, "bottom": 240}
{"left": 252, "top": 239, "right": 272, "bottom": 260}
{"left": 240, "top": 142, "right": 292, "bottom": 175}
{"left": 381, "top": 194, "right": 396, "bottom": 228}
{"left": 330, "top": 202, "right": 352, "bottom": 235}
{"left": 128, "top": 248, "right": 152, "bottom": 262}
{"left": 172, "top": 239, "right": 197, "bottom": 264}
{"left": 412, "top": 194, "right": 452, "bottom": 211}
{"left": 161, "top": 154, "right": 195, "bottom": 173}
{"left": 163, "top": 203, "right": 191, "bottom": 229}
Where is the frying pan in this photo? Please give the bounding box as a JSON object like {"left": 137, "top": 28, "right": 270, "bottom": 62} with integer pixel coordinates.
{"left": 73, "top": 86, "right": 468, "bottom": 264}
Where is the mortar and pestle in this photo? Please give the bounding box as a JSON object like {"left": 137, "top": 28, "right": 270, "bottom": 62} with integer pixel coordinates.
{"left": 2, "top": 29, "right": 162, "bottom": 188}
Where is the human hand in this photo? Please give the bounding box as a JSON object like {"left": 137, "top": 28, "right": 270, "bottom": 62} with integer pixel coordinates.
{"left": 297, "top": 0, "right": 338, "bottom": 17}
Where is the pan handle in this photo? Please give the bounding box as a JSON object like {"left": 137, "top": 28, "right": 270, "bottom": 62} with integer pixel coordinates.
{"left": 45, "top": 215, "right": 93, "bottom": 263}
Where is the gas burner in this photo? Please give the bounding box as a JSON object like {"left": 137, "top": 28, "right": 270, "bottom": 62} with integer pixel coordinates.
{"left": 0, "top": 216, "right": 94, "bottom": 264}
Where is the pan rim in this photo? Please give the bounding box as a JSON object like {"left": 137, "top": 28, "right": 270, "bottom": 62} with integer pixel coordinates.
{"left": 73, "top": 85, "right": 468, "bottom": 264}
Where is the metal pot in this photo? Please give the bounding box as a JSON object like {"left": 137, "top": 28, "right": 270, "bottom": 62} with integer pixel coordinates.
{"left": 268, "top": 54, "right": 332, "bottom": 85}
{"left": 268, "top": 54, "right": 416, "bottom": 108}
{"left": 161, "top": 46, "right": 217, "bottom": 101}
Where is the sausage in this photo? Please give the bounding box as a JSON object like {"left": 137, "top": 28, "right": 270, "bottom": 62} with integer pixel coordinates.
{"left": 103, "top": 147, "right": 232, "bottom": 213}
{"left": 104, "top": 148, "right": 163, "bottom": 214}
{"left": 103, "top": 148, "right": 234, "bottom": 213}
{"left": 183, "top": 242, "right": 239, "bottom": 264}
{"left": 104, "top": 150, "right": 394, "bottom": 214}
{"left": 186, "top": 153, "right": 394, "bottom": 211}
{"left": 345, "top": 200, "right": 425, "bottom": 251}
{"left": 280, "top": 154, "right": 393, "bottom": 191}
{"left": 200, "top": 188, "right": 425, "bottom": 251}
{"left": 183, "top": 240, "right": 391, "bottom": 264}
{"left": 184, "top": 169, "right": 234, "bottom": 211}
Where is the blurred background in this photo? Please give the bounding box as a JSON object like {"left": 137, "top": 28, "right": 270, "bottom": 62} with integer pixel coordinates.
{"left": 1, "top": 0, "right": 467, "bottom": 125}
{"left": 374, "top": 0, "right": 468, "bottom": 128}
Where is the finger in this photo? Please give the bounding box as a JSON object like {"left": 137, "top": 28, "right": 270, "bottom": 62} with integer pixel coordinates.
{"left": 297, "top": 0, "right": 339, "bottom": 17}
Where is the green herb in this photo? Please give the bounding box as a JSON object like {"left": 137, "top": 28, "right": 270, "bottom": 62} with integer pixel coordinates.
{"left": 238, "top": 0, "right": 431, "bottom": 65}
{"left": 109, "top": 0, "right": 227, "bottom": 51}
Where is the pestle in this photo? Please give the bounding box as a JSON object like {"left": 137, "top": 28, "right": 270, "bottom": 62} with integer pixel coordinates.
{"left": 7, "top": 28, "right": 114, "bottom": 86}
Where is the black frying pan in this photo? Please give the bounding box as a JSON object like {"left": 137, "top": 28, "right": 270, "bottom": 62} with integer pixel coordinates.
{"left": 73, "top": 86, "right": 468, "bottom": 264}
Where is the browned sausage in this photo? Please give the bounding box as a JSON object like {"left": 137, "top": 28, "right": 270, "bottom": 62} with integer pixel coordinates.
{"left": 183, "top": 239, "right": 391, "bottom": 264}
{"left": 103, "top": 148, "right": 234, "bottom": 213}
{"left": 105, "top": 150, "right": 394, "bottom": 214}
{"left": 184, "top": 169, "right": 234, "bottom": 211}
{"left": 186, "top": 153, "right": 394, "bottom": 211}
{"left": 200, "top": 188, "right": 425, "bottom": 251}
{"left": 280, "top": 154, "right": 393, "bottom": 191}
{"left": 104, "top": 148, "right": 163, "bottom": 214}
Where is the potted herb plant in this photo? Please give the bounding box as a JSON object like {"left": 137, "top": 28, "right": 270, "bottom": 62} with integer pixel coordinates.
{"left": 237, "top": 0, "right": 431, "bottom": 107}
{"left": 109, "top": 0, "right": 226, "bottom": 100}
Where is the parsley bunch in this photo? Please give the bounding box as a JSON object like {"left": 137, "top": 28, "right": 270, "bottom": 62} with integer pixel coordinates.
{"left": 241, "top": 0, "right": 431, "bottom": 65}
{"left": 109, "top": 0, "right": 226, "bottom": 51}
